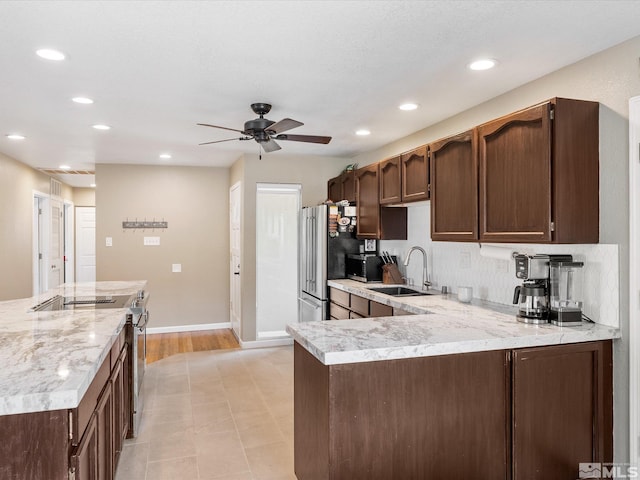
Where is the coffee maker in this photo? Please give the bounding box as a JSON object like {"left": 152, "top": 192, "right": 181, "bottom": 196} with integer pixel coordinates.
{"left": 512, "top": 254, "right": 572, "bottom": 324}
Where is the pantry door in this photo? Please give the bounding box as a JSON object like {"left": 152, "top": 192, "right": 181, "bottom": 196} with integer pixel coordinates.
{"left": 230, "top": 182, "right": 242, "bottom": 339}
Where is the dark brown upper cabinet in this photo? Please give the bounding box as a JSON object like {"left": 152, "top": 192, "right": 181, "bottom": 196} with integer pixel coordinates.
{"left": 478, "top": 98, "right": 599, "bottom": 243}
{"left": 327, "top": 175, "right": 341, "bottom": 203}
{"left": 327, "top": 171, "right": 356, "bottom": 203}
{"left": 379, "top": 156, "right": 402, "bottom": 204}
{"left": 401, "top": 145, "right": 429, "bottom": 202}
{"left": 341, "top": 170, "right": 356, "bottom": 203}
{"left": 355, "top": 163, "right": 407, "bottom": 240}
{"left": 430, "top": 131, "right": 478, "bottom": 241}
{"left": 356, "top": 164, "right": 380, "bottom": 238}
{"left": 379, "top": 146, "right": 429, "bottom": 205}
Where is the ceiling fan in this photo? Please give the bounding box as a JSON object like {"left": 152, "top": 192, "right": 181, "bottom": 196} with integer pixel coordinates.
{"left": 197, "top": 103, "right": 332, "bottom": 153}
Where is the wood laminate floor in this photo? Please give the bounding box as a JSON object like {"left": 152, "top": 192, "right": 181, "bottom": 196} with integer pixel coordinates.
{"left": 146, "top": 329, "right": 240, "bottom": 364}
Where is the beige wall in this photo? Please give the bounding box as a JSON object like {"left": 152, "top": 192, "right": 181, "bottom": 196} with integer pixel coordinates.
{"left": 95, "top": 164, "right": 230, "bottom": 329}
{"left": 233, "top": 153, "right": 350, "bottom": 342}
{"left": 73, "top": 188, "right": 95, "bottom": 207}
{"left": 351, "top": 34, "right": 640, "bottom": 463}
{"left": 0, "top": 152, "right": 70, "bottom": 300}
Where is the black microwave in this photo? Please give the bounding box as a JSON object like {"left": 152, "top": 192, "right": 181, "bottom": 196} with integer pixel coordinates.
{"left": 346, "top": 254, "right": 395, "bottom": 283}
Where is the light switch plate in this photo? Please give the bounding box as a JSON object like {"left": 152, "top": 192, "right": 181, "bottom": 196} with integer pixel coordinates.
{"left": 105, "top": 237, "right": 112, "bottom": 247}
{"left": 172, "top": 264, "right": 182, "bottom": 273}
{"left": 144, "top": 236, "right": 160, "bottom": 246}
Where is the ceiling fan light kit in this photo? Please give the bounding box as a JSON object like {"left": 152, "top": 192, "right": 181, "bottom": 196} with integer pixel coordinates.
{"left": 198, "top": 103, "right": 331, "bottom": 153}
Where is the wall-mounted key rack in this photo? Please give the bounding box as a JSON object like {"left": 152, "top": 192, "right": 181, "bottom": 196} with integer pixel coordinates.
{"left": 122, "top": 220, "right": 168, "bottom": 229}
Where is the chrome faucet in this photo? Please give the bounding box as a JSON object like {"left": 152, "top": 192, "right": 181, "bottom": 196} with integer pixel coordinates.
{"left": 403, "top": 246, "right": 431, "bottom": 290}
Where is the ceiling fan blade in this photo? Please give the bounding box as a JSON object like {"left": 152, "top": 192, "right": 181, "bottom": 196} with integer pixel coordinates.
{"left": 261, "top": 138, "right": 282, "bottom": 153}
{"left": 199, "top": 137, "right": 245, "bottom": 146}
{"left": 275, "top": 134, "right": 332, "bottom": 144}
{"left": 267, "top": 118, "right": 303, "bottom": 134}
{"left": 197, "top": 123, "right": 246, "bottom": 134}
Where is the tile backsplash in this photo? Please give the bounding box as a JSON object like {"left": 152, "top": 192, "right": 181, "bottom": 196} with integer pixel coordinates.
{"left": 379, "top": 202, "right": 620, "bottom": 328}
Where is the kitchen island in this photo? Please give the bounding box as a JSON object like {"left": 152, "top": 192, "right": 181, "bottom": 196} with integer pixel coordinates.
{"left": 0, "top": 280, "right": 146, "bottom": 480}
{"left": 286, "top": 280, "right": 619, "bottom": 480}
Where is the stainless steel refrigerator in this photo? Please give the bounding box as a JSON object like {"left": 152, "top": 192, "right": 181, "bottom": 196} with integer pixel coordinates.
{"left": 298, "top": 204, "right": 362, "bottom": 322}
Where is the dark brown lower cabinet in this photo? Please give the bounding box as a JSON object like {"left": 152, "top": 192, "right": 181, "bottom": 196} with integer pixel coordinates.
{"left": 0, "top": 335, "right": 132, "bottom": 480}
{"left": 293, "top": 340, "right": 613, "bottom": 480}
{"left": 96, "top": 381, "right": 113, "bottom": 480}
{"left": 294, "top": 342, "right": 510, "bottom": 479}
{"left": 71, "top": 412, "right": 99, "bottom": 480}
{"left": 512, "top": 341, "right": 613, "bottom": 480}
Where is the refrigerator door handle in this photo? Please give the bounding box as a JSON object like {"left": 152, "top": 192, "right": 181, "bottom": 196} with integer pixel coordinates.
{"left": 307, "top": 215, "right": 313, "bottom": 291}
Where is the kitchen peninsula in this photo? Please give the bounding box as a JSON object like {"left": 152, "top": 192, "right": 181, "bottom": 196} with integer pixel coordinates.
{"left": 0, "top": 280, "right": 146, "bottom": 480}
{"left": 287, "top": 280, "right": 620, "bottom": 480}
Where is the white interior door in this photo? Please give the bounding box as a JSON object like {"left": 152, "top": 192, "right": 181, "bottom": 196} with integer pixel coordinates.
{"left": 256, "top": 183, "right": 301, "bottom": 339}
{"left": 230, "top": 182, "right": 242, "bottom": 339}
{"left": 32, "top": 194, "right": 47, "bottom": 295}
{"left": 75, "top": 206, "right": 96, "bottom": 283}
{"left": 48, "top": 198, "right": 64, "bottom": 289}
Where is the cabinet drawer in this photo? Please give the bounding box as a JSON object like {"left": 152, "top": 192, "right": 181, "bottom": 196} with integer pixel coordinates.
{"left": 370, "top": 301, "right": 393, "bottom": 317}
{"left": 350, "top": 311, "right": 365, "bottom": 319}
{"left": 330, "top": 302, "right": 350, "bottom": 320}
{"left": 350, "top": 295, "right": 369, "bottom": 317}
{"left": 393, "top": 308, "right": 415, "bottom": 316}
{"left": 329, "top": 288, "right": 350, "bottom": 308}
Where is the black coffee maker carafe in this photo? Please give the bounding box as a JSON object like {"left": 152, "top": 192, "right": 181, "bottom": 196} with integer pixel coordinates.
{"left": 512, "top": 254, "right": 572, "bottom": 324}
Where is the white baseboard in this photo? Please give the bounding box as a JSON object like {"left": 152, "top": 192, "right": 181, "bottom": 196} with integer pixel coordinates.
{"left": 147, "top": 322, "right": 231, "bottom": 334}
{"left": 239, "top": 337, "right": 293, "bottom": 349}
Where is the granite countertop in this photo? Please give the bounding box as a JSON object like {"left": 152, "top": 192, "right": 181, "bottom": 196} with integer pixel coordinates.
{"left": 0, "top": 281, "right": 146, "bottom": 416}
{"left": 286, "top": 279, "right": 620, "bottom": 365}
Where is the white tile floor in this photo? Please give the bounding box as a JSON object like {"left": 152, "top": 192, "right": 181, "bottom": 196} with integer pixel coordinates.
{"left": 115, "top": 346, "right": 296, "bottom": 480}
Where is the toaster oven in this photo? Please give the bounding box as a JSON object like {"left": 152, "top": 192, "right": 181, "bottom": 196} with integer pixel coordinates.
{"left": 346, "top": 254, "right": 395, "bottom": 283}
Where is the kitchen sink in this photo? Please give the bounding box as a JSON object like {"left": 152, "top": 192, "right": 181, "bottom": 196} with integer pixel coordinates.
{"left": 368, "top": 286, "right": 434, "bottom": 297}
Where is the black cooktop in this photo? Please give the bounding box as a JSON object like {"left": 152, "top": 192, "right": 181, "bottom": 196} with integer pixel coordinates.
{"left": 31, "top": 294, "right": 134, "bottom": 312}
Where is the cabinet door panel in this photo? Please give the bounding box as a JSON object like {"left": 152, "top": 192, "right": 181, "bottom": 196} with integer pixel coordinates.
{"left": 327, "top": 176, "right": 341, "bottom": 203}
{"left": 512, "top": 341, "right": 612, "bottom": 480}
{"left": 96, "top": 382, "right": 113, "bottom": 480}
{"left": 479, "top": 103, "right": 552, "bottom": 242}
{"left": 329, "top": 302, "right": 350, "bottom": 320}
{"left": 430, "top": 131, "right": 477, "bottom": 241}
{"left": 401, "top": 146, "right": 429, "bottom": 202}
{"left": 71, "top": 413, "right": 99, "bottom": 480}
{"left": 341, "top": 171, "right": 356, "bottom": 203}
{"left": 356, "top": 165, "right": 380, "bottom": 238}
{"left": 350, "top": 295, "right": 369, "bottom": 317}
{"left": 379, "top": 156, "right": 402, "bottom": 204}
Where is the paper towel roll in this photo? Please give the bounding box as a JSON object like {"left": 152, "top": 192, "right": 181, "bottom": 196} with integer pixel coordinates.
{"left": 479, "top": 244, "right": 515, "bottom": 261}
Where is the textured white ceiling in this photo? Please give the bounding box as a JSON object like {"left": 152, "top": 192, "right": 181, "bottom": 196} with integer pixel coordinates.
{"left": 1, "top": 1, "right": 640, "bottom": 187}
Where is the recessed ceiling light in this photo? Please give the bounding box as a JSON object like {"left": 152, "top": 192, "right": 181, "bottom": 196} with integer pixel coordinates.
{"left": 36, "top": 48, "right": 66, "bottom": 61}
{"left": 92, "top": 124, "right": 111, "bottom": 130}
{"left": 6, "top": 134, "right": 25, "bottom": 140}
{"left": 399, "top": 103, "right": 418, "bottom": 111}
{"left": 159, "top": 153, "right": 172, "bottom": 159}
{"left": 72, "top": 97, "right": 94, "bottom": 104}
{"left": 468, "top": 59, "right": 497, "bottom": 71}
{"left": 59, "top": 165, "right": 71, "bottom": 170}
{"left": 356, "top": 129, "right": 371, "bottom": 136}
{"left": 90, "top": 183, "right": 96, "bottom": 188}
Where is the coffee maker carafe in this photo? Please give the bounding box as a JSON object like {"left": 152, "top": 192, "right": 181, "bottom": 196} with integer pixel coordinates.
{"left": 512, "top": 254, "right": 572, "bottom": 324}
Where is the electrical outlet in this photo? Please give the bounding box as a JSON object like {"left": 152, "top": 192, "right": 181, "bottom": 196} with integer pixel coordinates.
{"left": 143, "top": 236, "right": 160, "bottom": 246}
{"left": 460, "top": 251, "right": 471, "bottom": 269}
{"left": 105, "top": 237, "right": 112, "bottom": 247}
{"left": 172, "top": 264, "right": 182, "bottom": 273}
